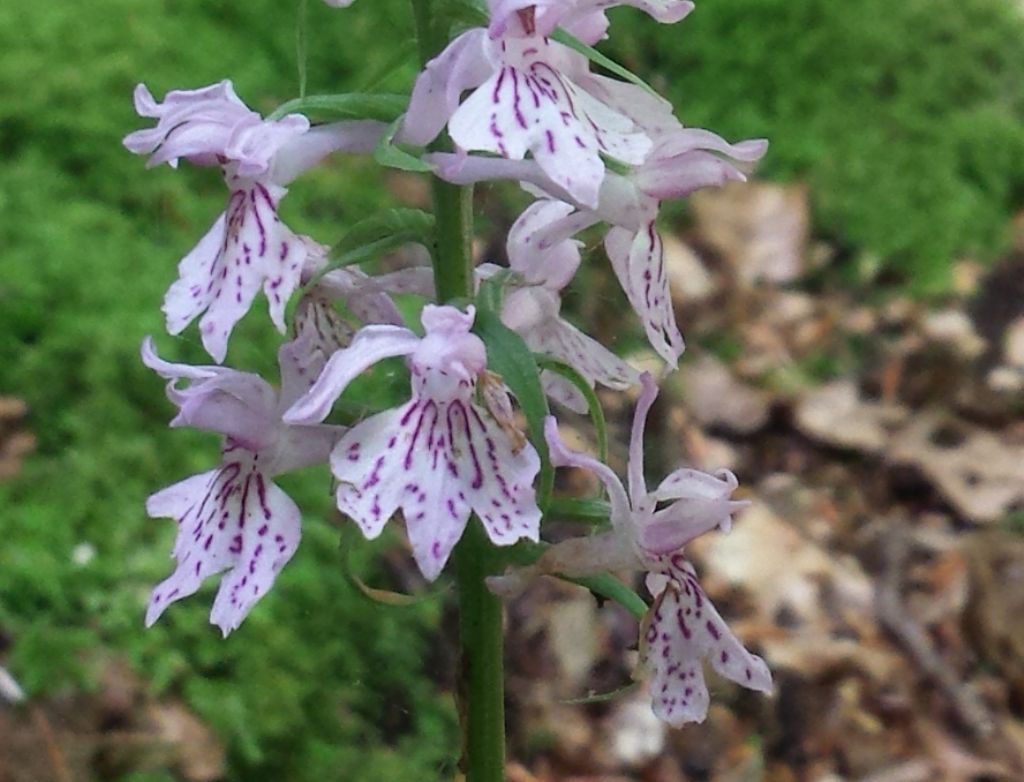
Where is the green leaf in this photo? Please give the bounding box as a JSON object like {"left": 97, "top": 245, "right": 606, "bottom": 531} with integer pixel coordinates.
{"left": 472, "top": 292, "right": 554, "bottom": 508}
{"left": 534, "top": 355, "right": 608, "bottom": 464}
{"left": 496, "top": 540, "right": 649, "bottom": 621}
{"left": 296, "top": 0, "right": 309, "bottom": 98}
{"left": 330, "top": 208, "right": 435, "bottom": 262}
{"left": 340, "top": 526, "right": 446, "bottom": 608}
{"left": 298, "top": 208, "right": 434, "bottom": 296}
{"left": 560, "top": 681, "right": 639, "bottom": 705}
{"left": 544, "top": 496, "right": 612, "bottom": 525}
{"left": 551, "top": 28, "right": 659, "bottom": 97}
{"left": 374, "top": 117, "right": 433, "bottom": 172}
{"left": 571, "top": 573, "right": 648, "bottom": 620}
{"left": 267, "top": 93, "right": 409, "bottom": 122}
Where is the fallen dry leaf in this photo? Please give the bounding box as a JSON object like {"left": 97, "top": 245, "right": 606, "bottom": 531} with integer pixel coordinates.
{"left": 682, "top": 356, "right": 772, "bottom": 434}
{"left": 888, "top": 412, "right": 1024, "bottom": 524}
{"left": 795, "top": 380, "right": 909, "bottom": 455}
{"left": 692, "top": 181, "right": 809, "bottom": 286}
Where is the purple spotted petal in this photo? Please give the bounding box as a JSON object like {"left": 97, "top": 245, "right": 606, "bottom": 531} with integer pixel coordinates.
{"left": 512, "top": 296, "right": 640, "bottom": 406}
{"left": 604, "top": 223, "right": 684, "bottom": 368}
{"left": 145, "top": 457, "right": 301, "bottom": 636}
{"left": 640, "top": 561, "right": 772, "bottom": 727}
{"left": 575, "top": 73, "right": 680, "bottom": 137}
{"left": 332, "top": 398, "right": 541, "bottom": 580}
{"left": 449, "top": 38, "right": 649, "bottom": 209}
{"left": 163, "top": 183, "right": 307, "bottom": 363}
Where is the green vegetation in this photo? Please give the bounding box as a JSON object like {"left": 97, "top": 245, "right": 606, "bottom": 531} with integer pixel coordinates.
{"left": 611, "top": 0, "right": 1024, "bottom": 292}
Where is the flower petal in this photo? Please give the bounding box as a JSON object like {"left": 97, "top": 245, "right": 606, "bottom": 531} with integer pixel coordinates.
{"left": 402, "top": 29, "right": 493, "bottom": 147}
{"left": 640, "top": 563, "right": 771, "bottom": 727}
{"left": 124, "top": 80, "right": 309, "bottom": 177}
{"left": 525, "top": 316, "right": 640, "bottom": 392}
{"left": 142, "top": 337, "right": 277, "bottom": 448}
{"left": 544, "top": 416, "right": 632, "bottom": 530}
{"left": 283, "top": 324, "right": 420, "bottom": 424}
{"left": 146, "top": 459, "right": 301, "bottom": 636}
{"left": 333, "top": 399, "right": 541, "bottom": 580}
{"left": 507, "top": 200, "right": 583, "bottom": 288}
{"left": 163, "top": 184, "right": 308, "bottom": 363}
{"left": 627, "top": 372, "right": 659, "bottom": 504}
{"left": 268, "top": 120, "right": 387, "bottom": 186}
{"left": 448, "top": 39, "right": 649, "bottom": 208}
{"left": 604, "top": 223, "right": 684, "bottom": 368}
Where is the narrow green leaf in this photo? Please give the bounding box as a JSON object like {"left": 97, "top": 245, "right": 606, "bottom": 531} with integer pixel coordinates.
{"left": 571, "top": 573, "right": 648, "bottom": 620}
{"left": 268, "top": 93, "right": 409, "bottom": 122}
{"left": 348, "top": 571, "right": 443, "bottom": 607}
{"left": 299, "top": 208, "right": 434, "bottom": 295}
{"left": 551, "top": 28, "right": 659, "bottom": 97}
{"left": 535, "top": 355, "right": 608, "bottom": 464}
{"left": 339, "top": 527, "right": 446, "bottom": 608}
{"left": 472, "top": 298, "right": 554, "bottom": 508}
{"left": 544, "top": 496, "right": 612, "bottom": 524}
{"left": 330, "top": 208, "right": 435, "bottom": 261}
{"left": 560, "top": 681, "right": 639, "bottom": 705}
{"left": 374, "top": 118, "right": 433, "bottom": 172}
{"left": 495, "top": 540, "right": 649, "bottom": 621}
{"left": 296, "top": 0, "right": 309, "bottom": 99}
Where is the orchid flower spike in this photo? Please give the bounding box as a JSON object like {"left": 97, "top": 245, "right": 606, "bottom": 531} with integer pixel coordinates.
{"left": 141, "top": 336, "right": 343, "bottom": 635}
{"left": 124, "top": 80, "right": 385, "bottom": 363}
{"left": 284, "top": 305, "right": 542, "bottom": 580}
{"left": 506, "top": 373, "right": 771, "bottom": 726}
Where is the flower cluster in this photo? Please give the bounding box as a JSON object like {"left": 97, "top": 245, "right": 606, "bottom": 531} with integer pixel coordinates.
{"left": 128, "top": 0, "right": 770, "bottom": 727}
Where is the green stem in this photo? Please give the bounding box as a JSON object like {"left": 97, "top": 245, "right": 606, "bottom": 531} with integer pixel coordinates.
{"left": 410, "top": 2, "right": 505, "bottom": 779}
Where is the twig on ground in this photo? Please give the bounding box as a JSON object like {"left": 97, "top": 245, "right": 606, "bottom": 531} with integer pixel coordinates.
{"left": 875, "top": 528, "right": 995, "bottom": 740}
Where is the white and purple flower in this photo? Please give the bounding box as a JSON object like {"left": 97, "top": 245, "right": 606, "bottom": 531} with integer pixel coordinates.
{"left": 495, "top": 373, "right": 771, "bottom": 725}
{"left": 142, "top": 336, "right": 342, "bottom": 635}
{"left": 284, "top": 305, "right": 542, "bottom": 580}
{"left": 402, "top": 2, "right": 658, "bottom": 209}
{"left": 431, "top": 121, "right": 767, "bottom": 367}
{"left": 125, "top": 80, "right": 385, "bottom": 363}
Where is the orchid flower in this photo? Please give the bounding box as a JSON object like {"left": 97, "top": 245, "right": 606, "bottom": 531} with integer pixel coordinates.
{"left": 283, "top": 305, "right": 542, "bottom": 580}
{"left": 494, "top": 373, "right": 771, "bottom": 725}
{"left": 402, "top": 3, "right": 654, "bottom": 209}
{"left": 429, "top": 120, "right": 766, "bottom": 367}
{"left": 142, "top": 335, "right": 343, "bottom": 635}
{"left": 492, "top": 200, "right": 640, "bottom": 411}
{"left": 124, "top": 80, "right": 385, "bottom": 363}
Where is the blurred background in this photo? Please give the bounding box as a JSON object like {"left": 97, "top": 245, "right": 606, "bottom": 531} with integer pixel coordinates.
{"left": 2, "top": 0, "right": 1024, "bottom": 779}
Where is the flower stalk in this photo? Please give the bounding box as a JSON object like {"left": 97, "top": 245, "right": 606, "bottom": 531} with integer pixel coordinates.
{"left": 411, "top": 1, "right": 507, "bottom": 778}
